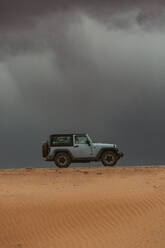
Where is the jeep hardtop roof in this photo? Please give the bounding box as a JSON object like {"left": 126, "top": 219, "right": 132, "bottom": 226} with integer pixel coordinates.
{"left": 50, "top": 133, "right": 87, "bottom": 136}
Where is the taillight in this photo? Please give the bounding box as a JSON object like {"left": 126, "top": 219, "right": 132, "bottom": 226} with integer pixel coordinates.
{"left": 48, "top": 147, "right": 50, "bottom": 153}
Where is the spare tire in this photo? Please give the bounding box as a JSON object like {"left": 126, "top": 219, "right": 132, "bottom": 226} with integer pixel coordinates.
{"left": 42, "top": 141, "right": 49, "bottom": 157}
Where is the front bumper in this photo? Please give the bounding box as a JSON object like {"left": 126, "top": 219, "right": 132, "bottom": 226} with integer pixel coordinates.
{"left": 117, "top": 152, "right": 124, "bottom": 160}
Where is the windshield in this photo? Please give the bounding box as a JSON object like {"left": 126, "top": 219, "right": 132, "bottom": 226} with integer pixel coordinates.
{"left": 86, "top": 134, "right": 92, "bottom": 143}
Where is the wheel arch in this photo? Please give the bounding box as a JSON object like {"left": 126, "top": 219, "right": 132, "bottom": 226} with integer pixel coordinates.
{"left": 53, "top": 149, "right": 73, "bottom": 161}
{"left": 96, "top": 148, "right": 118, "bottom": 160}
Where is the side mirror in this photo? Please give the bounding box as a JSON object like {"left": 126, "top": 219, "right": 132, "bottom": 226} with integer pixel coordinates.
{"left": 86, "top": 140, "right": 91, "bottom": 146}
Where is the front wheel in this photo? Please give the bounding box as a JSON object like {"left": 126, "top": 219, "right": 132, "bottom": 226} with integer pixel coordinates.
{"left": 54, "top": 152, "right": 71, "bottom": 168}
{"left": 101, "top": 151, "right": 117, "bottom": 166}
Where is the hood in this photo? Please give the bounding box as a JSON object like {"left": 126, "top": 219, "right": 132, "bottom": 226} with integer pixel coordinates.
{"left": 93, "top": 143, "right": 116, "bottom": 148}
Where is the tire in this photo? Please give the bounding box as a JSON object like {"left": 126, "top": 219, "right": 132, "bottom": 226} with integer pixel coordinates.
{"left": 101, "top": 151, "right": 117, "bottom": 166}
{"left": 54, "top": 152, "right": 71, "bottom": 168}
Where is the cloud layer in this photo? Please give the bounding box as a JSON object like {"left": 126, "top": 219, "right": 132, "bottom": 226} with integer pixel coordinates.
{"left": 0, "top": 0, "right": 165, "bottom": 30}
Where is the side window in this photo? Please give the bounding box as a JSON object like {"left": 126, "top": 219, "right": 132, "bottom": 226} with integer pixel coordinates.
{"left": 51, "top": 135, "right": 73, "bottom": 146}
{"left": 75, "top": 135, "right": 88, "bottom": 144}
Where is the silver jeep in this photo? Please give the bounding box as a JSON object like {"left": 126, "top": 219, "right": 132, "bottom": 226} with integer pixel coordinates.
{"left": 42, "top": 133, "right": 124, "bottom": 168}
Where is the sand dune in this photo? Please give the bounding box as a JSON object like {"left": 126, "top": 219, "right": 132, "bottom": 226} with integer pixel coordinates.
{"left": 0, "top": 166, "right": 165, "bottom": 248}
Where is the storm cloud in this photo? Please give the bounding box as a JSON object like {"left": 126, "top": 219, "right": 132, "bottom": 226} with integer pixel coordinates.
{"left": 0, "top": 0, "right": 165, "bottom": 33}
{"left": 1, "top": 0, "right": 165, "bottom": 168}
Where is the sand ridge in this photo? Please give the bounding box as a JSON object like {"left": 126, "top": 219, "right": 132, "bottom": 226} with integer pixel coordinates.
{"left": 0, "top": 166, "right": 165, "bottom": 248}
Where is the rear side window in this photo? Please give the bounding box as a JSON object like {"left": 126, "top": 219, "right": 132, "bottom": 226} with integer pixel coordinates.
{"left": 50, "top": 135, "right": 73, "bottom": 146}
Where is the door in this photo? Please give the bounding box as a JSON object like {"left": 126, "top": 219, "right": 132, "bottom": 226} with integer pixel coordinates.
{"left": 71, "top": 135, "right": 94, "bottom": 158}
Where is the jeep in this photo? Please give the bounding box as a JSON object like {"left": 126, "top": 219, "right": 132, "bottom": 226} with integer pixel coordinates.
{"left": 42, "top": 133, "right": 124, "bottom": 168}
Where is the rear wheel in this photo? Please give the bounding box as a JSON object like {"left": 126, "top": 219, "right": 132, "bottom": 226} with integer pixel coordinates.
{"left": 54, "top": 152, "right": 71, "bottom": 168}
{"left": 101, "top": 151, "right": 117, "bottom": 166}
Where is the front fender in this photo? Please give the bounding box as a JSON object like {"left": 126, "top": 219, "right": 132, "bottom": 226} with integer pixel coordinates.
{"left": 96, "top": 148, "right": 119, "bottom": 160}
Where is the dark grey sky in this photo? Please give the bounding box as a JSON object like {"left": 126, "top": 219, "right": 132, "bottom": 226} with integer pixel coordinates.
{"left": 1, "top": 0, "right": 165, "bottom": 168}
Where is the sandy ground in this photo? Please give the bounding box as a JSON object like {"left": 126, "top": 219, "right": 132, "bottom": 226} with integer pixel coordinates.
{"left": 0, "top": 166, "right": 165, "bottom": 248}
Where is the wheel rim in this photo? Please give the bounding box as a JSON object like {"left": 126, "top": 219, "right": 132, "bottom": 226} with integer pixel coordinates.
{"left": 57, "top": 155, "right": 67, "bottom": 167}
{"left": 104, "top": 153, "right": 115, "bottom": 165}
